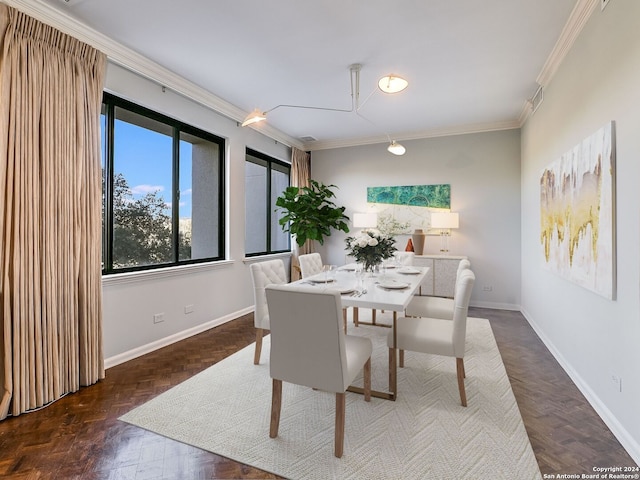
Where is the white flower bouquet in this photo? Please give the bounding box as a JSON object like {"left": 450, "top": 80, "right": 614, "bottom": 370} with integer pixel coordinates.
{"left": 345, "top": 229, "right": 397, "bottom": 272}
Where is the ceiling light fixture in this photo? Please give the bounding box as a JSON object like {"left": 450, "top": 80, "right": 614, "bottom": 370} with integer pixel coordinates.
{"left": 241, "top": 103, "right": 352, "bottom": 127}
{"left": 241, "top": 64, "right": 408, "bottom": 155}
{"left": 387, "top": 140, "right": 406, "bottom": 155}
{"left": 378, "top": 74, "right": 408, "bottom": 94}
{"left": 241, "top": 108, "right": 267, "bottom": 127}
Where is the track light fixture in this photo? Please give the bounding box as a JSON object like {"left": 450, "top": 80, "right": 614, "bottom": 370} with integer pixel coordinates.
{"left": 240, "top": 64, "right": 408, "bottom": 155}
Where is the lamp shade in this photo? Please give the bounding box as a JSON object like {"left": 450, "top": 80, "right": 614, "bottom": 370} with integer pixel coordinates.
{"left": 353, "top": 212, "right": 378, "bottom": 228}
{"left": 241, "top": 108, "right": 266, "bottom": 127}
{"left": 378, "top": 74, "right": 409, "bottom": 94}
{"left": 387, "top": 141, "right": 406, "bottom": 155}
{"left": 430, "top": 212, "right": 459, "bottom": 229}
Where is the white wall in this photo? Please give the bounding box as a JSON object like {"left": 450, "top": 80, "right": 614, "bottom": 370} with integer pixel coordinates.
{"left": 521, "top": 0, "right": 640, "bottom": 463}
{"left": 102, "top": 63, "right": 291, "bottom": 364}
{"left": 311, "top": 129, "right": 522, "bottom": 310}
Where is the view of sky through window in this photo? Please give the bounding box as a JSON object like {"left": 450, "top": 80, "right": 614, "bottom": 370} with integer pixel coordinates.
{"left": 108, "top": 118, "right": 193, "bottom": 219}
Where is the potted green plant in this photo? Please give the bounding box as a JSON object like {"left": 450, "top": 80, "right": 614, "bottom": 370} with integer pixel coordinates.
{"left": 276, "top": 180, "right": 350, "bottom": 247}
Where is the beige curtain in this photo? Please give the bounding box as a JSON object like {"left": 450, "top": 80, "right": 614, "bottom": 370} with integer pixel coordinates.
{"left": 290, "top": 147, "right": 311, "bottom": 280}
{"left": 0, "top": 5, "right": 106, "bottom": 419}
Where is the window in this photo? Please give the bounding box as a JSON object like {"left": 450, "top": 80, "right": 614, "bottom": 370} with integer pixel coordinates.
{"left": 101, "top": 93, "right": 224, "bottom": 274}
{"left": 245, "top": 149, "right": 290, "bottom": 256}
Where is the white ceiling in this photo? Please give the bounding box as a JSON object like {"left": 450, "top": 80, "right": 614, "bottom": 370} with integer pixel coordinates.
{"left": 39, "top": 0, "right": 580, "bottom": 149}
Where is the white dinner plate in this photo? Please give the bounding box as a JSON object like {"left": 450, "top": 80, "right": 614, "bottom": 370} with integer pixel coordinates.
{"left": 331, "top": 285, "right": 355, "bottom": 294}
{"left": 377, "top": 280, "right": 409, "bottom": 289}
{"left": 398, "top": 267, "right": 420, "bottom": 275}
{"left": 309, "top": 277, "right": 335, "bottom": 283}
{"left": 339, "top": 265, "right": 356, "bottom": 271}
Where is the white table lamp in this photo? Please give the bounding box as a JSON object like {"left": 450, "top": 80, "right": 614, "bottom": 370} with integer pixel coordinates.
{"left": 353, "top": 212, "right": 378, "bottom": 229}
{"left": 430, "top": 212, "right": 459, "bottom": 254}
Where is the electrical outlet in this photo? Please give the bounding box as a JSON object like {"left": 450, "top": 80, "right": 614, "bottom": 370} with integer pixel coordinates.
{"left": 482, "top": 285, "right": 493, "bottom": 292}
{"left": 153, "top": 313, "right": 165, "bottom": 324}
{"left": 184, "top": 304, "right": 194, "bottom": 314}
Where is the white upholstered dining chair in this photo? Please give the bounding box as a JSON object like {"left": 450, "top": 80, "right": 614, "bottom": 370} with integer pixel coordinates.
{"left": 298, "top": 252, "right": 323, "bottom": 278}
{"left": 393, "top": 251, "right": 415, "bottom": 266}
{"left": 265, "top": 284, "right": 372, "bottom": 458}
{"left": 389, "top": 268, "right": 475, "bottom": 406}
{"left": 249, "top": 259, "right": 288, "bottom": 365}
{"left": 405, "top": 259, "right": 471, "bottom": 320}
{"left": 299, "top": 251, "right": 351, "bottom": 332}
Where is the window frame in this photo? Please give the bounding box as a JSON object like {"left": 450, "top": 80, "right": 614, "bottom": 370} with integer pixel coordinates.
{"left": 244, "top": 148, "right": 291, "bottom": 257}
{"left": 101, "top": 92, "right": 225, "bottom": 275}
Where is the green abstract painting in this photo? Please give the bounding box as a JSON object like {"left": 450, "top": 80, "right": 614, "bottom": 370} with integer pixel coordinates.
{"left": 367, "top": 184, "right": 450, "bottom": 208}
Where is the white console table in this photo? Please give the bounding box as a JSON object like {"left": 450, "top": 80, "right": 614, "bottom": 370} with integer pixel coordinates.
{"left": 413, "top": 255, "right": 468, "bottom": 298}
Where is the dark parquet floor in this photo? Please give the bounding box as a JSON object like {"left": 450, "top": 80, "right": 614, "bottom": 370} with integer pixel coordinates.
{"left": 0, "top": 307, "right": 636, "bottom": 479}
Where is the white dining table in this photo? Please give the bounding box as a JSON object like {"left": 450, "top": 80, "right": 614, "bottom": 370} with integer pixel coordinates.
{"left": 294, "top": 264, "right": 429, "bottom": 400}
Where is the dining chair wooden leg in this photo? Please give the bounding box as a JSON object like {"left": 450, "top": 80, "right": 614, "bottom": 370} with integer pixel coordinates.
{"left": 372, "top": 309, "right": 377, "bottom": 325}
{"left": 254, "top": 328, "right": 263, "bottom": 365}
{"left": 342, "top": 308, "right": 347, "bottom": 334}
{"left": 363, "top": 357, "right": 371, "bottom": 402}
{"left": 270, "top": 379, "right": 283, "bottom": 437}
{"left": 399, "top": 349, "right": 405, "bottom": 368}
{"left": 456, "top": 358, "right": 467, "bottom": 407}
{"left": 335, "top": 392, "right": 346, "bottom": 458}
{"left": 388, "top": 348, "right": 397, "bottom": 395}
{"left": 353, "top": 307, "right": 359, "bottom": 327}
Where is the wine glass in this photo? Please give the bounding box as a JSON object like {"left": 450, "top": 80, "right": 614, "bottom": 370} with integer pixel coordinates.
{"left": 354, "top": 264, "right": 364, "bottom": 292}
{"left": 323, "top": 264, "right": 337, "bottom": 282}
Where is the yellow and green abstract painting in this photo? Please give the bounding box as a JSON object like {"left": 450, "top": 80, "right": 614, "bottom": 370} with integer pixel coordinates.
{"left": 540, "top": 122, "right": 615, "bottom": 299}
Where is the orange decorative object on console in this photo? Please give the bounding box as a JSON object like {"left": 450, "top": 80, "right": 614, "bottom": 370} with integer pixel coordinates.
{"left": 405, "top": 238, "right": 414, "bottom": 252}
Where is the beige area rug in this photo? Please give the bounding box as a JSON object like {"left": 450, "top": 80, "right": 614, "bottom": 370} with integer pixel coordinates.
{"left": 120, "top": 314, "right": 542, "bottom": 480}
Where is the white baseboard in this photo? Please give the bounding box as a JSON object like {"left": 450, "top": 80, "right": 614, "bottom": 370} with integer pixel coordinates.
{"left": 104, "top": 306, "right": 254, "bottom": 369}
{"left": 470, "top": 300, "right": 520, "bottom": 311}
{"left": 521, "top": 307, "right": 640, "bottom": 465}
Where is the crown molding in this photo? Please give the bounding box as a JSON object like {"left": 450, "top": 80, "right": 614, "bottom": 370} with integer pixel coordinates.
{"left": 1, "top": 0, "right": 303, "bottom": 150}
{"left": 518, "top": 99, "right": 534, "bottom": 127}
{"left": 242, "top": 122, "right": 305, "bottom": 150}
{"left": 517, "top": 0, "right": 598, "bottom": 126}
{"left": 536, "top": 0, "right": 599, "bottom": 87}
{"left": 305, "top": 119, "right": 521, "bottom": 151}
